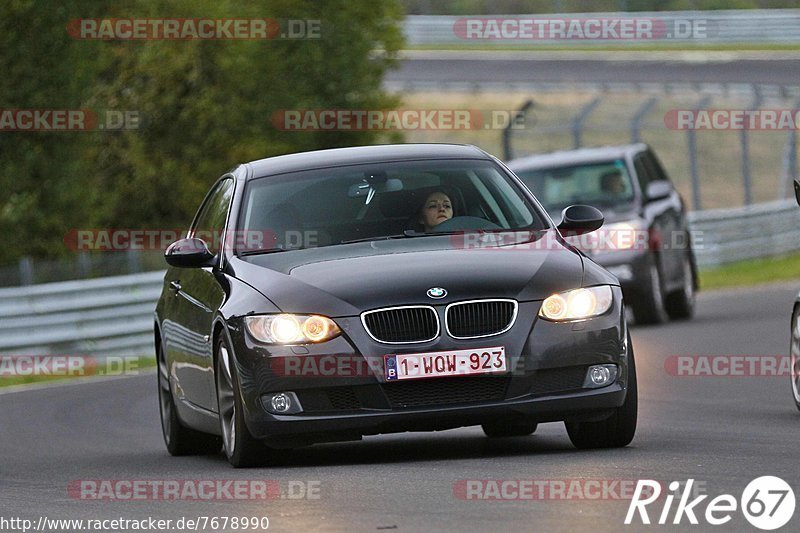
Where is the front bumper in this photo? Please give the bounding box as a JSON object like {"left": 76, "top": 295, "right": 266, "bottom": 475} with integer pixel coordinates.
{"left": 225, "top": 287, "right": 630, "bottom": 446}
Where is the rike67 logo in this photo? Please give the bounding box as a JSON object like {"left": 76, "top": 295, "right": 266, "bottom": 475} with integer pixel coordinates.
{"left": 625, "top": 477, "right": 795, "bottom": 530}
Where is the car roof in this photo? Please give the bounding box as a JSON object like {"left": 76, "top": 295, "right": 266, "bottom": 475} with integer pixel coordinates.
{"left": 245, "top": 144, "right": 492, "bottom": 178}
{"left": 507, "top": 143, "right": 649, "bottom": 171}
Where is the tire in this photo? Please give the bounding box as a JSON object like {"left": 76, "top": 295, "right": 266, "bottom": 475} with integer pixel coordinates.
{"left": 215, "top": 336, "right": 267, "bottom": 467}
{"left": 157, "top": 337, "right": 222, "bottom": 456}
{"left": 565, "top": 334, "right": 638, "bottom": 449}
{"left": 791, "top": 307, "right": 800, "bottom": 412}
{"left": 630, "top": 255, "right": 667, "bottom": 325}
{"left": 482, "top": 420, "right": 538, "bottom": 438}
{"left": 665, "top": 253, "right": 696, "bottom": 320}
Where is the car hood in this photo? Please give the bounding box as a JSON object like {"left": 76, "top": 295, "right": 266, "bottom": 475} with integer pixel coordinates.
{"left": 228, "top": 232, "right": 585, "bottom": 317}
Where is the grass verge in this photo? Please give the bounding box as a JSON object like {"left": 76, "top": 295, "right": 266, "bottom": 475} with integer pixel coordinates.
{"left": 0, "top": 356, "right": 156, "bottom": 389}
{"left": 699, "top": 253, "right": 800, "bottom": 290}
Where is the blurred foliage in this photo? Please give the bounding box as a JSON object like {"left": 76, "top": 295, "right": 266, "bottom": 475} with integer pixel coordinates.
{"left": 401, "top": 0, "right": 799, "bottom": 14}
{"left": 0, "top": 0, "right": 403, "bottom": 264}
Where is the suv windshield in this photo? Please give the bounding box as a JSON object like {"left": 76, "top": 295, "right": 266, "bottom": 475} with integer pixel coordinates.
{"left": 515, "top": 159, "right": 635, "bottom": 213}
{"left": 237, "top": 159, "right": 546, "bottom": 253}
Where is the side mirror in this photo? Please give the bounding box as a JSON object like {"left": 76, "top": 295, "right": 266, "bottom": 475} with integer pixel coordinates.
{"left": 557, "top": 205, "right": 604, "bottom": 236}
{"left": 164, "top": 238, "right": 216, "bottom": 268}
{"left": 646, "top": 180, "right": 673, "bottom": 202}
{"left": 794, "top": 180, "right": 800, "bottom": 207}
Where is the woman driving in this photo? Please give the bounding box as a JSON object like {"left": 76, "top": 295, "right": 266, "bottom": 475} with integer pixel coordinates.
{"left": 417, "top": 190, "right": 453, "bottom": 232}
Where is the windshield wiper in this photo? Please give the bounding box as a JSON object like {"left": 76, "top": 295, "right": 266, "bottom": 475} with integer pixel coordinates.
{"left": 238, "top": 248, "right": 293, "bottom": 257}
{"left": 339, "top": 234, "right": 407, "bottom": 245}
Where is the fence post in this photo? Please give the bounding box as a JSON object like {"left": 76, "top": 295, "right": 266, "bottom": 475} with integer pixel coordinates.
{"left": 688, "top": 95, "right": 712, "bottom": 211}
{"left": 778, "top": 96, "right": 800, "bottom": 199}
{"left": 572, "top": 97, "right": 601, "bottom": 149}
{"left": 740, "top": 88, "right": 762, "bottom": 206}
{"left": 19, "top": 257, "right": 33, "bottom": 286}
{"left": 502, "top": 99, "right": 534, "bottom": 161}
{"left": 630, "top": 97, "right": 657, "bottom": 143}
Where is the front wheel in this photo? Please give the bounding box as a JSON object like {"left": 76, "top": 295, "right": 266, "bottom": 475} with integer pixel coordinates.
{"left": 630, "top": 255, "right": 667, "bottom": 325}
{"left": 216, "top": 336, "right": 267, "bottom": 467}
{"left": 665, "top": 253, "right": 696, "bottom": 320}
{"left": 791, "top": 308, "right": 800, "bottom": 412}
{"left": 157, "top": 338, "right": 221, "bottom": 456}
{"left": 565, "top": 334, "right": 638, "bottom": 449}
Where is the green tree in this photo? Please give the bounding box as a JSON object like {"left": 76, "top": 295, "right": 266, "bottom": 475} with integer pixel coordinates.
{"left": 0, "top": 0, "right": 404, "bottom": 266}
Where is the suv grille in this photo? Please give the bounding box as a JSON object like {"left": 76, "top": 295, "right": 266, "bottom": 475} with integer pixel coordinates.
{"left": 446, "top": 299, "right": 517, "bottom": 338}
{"left": 362, "top": 306, "right": 438, "bottom": 343}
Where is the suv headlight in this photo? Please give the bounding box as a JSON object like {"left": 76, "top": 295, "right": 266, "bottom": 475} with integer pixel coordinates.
{"left": 245, "top": 314, "right": 341, "bottom": 344}
{"left": 539, "top": 286, "right": 614, "bottom": 322}
{"left": 600, "top": 220, "right": 646, "bottom": 251}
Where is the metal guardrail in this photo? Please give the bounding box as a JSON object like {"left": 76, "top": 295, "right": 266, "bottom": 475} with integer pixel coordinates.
{"left": 1, "top": 202, "right": 799, "bottom": 357}
{"left": 0, "top": 271, "right": 163, "bottom": 357}
{"left": 404, "top": 10, "right": 800, "bottom": 46}
{"left": 689, "top": 199, "right": 800, "bottom": 268}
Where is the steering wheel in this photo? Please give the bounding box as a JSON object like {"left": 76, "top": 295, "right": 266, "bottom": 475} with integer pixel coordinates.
{"left": 433, "top": 216, "right": 502, "bottom": 232}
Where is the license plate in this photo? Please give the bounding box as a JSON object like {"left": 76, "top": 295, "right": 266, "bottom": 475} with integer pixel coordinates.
{"left": 385, "top": 346, "right": 506, "bottom": 381}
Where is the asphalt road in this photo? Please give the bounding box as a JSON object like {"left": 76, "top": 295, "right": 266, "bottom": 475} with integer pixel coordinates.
{"left": 387, "top": 52, "right": 800, "bottom": 86}
{"left": 0, "top": 282, "right": 798, "bottom": 532}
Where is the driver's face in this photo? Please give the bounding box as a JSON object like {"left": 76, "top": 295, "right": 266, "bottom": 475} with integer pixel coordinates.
{"left": 420, "top": 192, "right": 453, "bottom": 231}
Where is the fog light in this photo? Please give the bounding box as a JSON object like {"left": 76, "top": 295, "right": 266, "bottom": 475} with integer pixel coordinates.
{"left": 584, "top": 364, "right": 618, "bottom": 389}
{"left": 262, "top": 391, "right": 302, "bottom": 414}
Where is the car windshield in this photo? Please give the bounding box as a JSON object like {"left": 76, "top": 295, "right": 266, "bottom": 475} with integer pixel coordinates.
{"left": 237, "top": 159, "right": 546, "bottom": 253}
{"left": 514, "top": 159, "right": 635, "bottom": 213}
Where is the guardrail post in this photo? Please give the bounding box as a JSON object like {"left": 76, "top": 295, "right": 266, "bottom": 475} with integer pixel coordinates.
{"left": 572, "top": 97, "right": 601, "bottom": 149}
{"left": 688, "top": 95, "right": 712, "bottom": 211}
{"left": 18, "top": 257, "right": 33, "bottom": 286}
{"left": 740, "top": 87, "right": 762, "bottom": 206}
{"left": 778, "top": 96, "right": 800, "bottom": 199}
{"left": 630, "top": 97, "right": 657, "bottom": 143}
{"left": 127, "top": 249, "right": 142, "bottom": 274}
{"left": 77, "top": 252, "right": 91, "bottom": 278}
{"left": 502, "top": 99, "right": 534, "bottom": 161}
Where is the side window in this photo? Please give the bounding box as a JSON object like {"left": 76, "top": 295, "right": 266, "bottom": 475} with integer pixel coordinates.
{"left": 643, "top": 150, "right": 670, "bottom": 183}
{"left": 191, "top": 178, "right": 234, "bottom": 255}
{"left": 632, "top": 154, "right": 653, "bottom": 193}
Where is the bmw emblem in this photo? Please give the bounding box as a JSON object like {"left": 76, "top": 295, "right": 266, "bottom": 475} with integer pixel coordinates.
{"left": 427, "top": 287, "right": 447, "bottom": 299}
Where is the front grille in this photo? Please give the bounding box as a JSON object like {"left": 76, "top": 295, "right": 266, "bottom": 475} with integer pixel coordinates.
{"left": 362, "top": 306, "right": 439, "bottom": 343}
{"left": 530, "top": 366, "right": 587, "bottom": 395}
{"left": 383, "top": 376, "right": 510, "bottom": 408}
{"left": 326, "top": 387, "right": 361, "bottom": 410}
{"left": 446, "top": 299, "right": 517, "bottom": 338}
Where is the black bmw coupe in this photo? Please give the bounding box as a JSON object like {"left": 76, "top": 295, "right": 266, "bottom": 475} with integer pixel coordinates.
{"left": 155, "top": 144, "right": 637, "bottom": 467}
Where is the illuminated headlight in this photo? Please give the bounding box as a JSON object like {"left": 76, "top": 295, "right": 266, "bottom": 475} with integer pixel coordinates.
{"left": 539, "top": 286, "right": 614, "bottom": 322}
{"left": 602, "top": 220, "right": 645, "bottom": 251}
{"left": 245, "top": 314, "right": 341, "bottom": 344}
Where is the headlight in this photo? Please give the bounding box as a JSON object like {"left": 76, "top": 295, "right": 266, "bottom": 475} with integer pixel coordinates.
{"left": 539, "top": 286, "right": 614, "bottom": 322}
{"left": 245, "top": 314, "right": 341, "bottom": 344}
{"left": 601, "top": 220, "right": 646, "bottom": 251}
